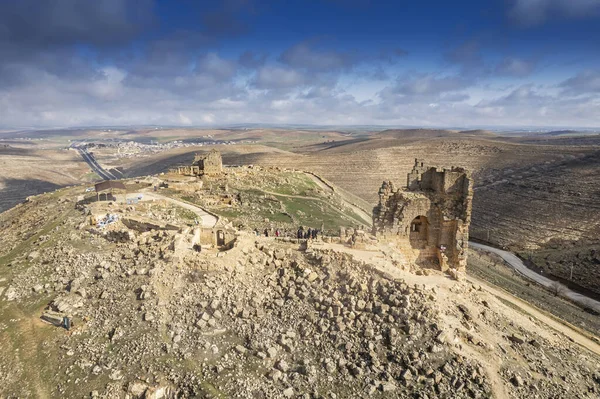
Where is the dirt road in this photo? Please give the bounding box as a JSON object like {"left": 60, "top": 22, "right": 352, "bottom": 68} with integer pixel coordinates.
{"left": 136, "top": 192, "right": 218, "bottom": 228}
{"left": 467, "top": 274, "right": 600, "bottom": 356}
{"left": 470, "top": 241, "right": 600, "bottom": 313}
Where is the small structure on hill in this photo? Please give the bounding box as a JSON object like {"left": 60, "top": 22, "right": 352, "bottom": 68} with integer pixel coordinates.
{"left": 95, "top": 181, "right": 126, "bottom": 202}
{"left": 372, "top": 159, "right": 473, "bottom": 271}
{"left": 173, "top": 149, "right": 223, "bottom": 177}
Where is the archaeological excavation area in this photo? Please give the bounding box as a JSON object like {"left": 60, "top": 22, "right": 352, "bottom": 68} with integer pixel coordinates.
{"left": 0, "top": 153, "right": 599, "bottom": 399}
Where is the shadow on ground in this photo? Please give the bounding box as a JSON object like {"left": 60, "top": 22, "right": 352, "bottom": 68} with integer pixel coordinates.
{"left": 0, "top": 178, "right": 63, "bottom": 213}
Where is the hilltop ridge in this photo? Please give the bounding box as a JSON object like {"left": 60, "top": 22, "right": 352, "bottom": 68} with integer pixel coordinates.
{"left": 0, "top": 166, "right": 599, "bottom": 398}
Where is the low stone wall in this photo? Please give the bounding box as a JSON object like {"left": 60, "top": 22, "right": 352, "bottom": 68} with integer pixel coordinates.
{"left": 122, "top": 217, "right": 180, "bottom": 232}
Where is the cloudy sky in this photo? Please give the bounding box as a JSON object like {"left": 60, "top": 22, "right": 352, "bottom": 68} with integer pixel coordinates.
{"left": 0, "top": 0, "right": 599, "bottom": 128}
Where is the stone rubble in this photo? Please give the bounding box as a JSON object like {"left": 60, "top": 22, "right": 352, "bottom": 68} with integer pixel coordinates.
{"left": 0, "top": 182, "right": 598, "bottom": 399}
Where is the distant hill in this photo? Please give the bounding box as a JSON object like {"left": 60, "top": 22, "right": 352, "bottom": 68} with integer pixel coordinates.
{"left": 377, "top": 128, "right": 497, "bottom": 140}
{"left": 457, "top": 129, "right": 497, "bottom": 137}
{"left": 541, "top": 130, "right": 578, "bottom": 136}
{"left": 377, "top": 128, "right": 457, "bottom": 139}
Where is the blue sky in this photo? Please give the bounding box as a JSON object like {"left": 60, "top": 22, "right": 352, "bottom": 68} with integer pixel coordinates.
{"left": 0, "top": 0, "right": 599, "bottom": 128}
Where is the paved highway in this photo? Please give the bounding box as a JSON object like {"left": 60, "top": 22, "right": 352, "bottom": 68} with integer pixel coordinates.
{"left": 470, "top": 241, "right": 600, "bottom": 313}
{"left": 75, "top": 146, "right": 116, "bottom": 181}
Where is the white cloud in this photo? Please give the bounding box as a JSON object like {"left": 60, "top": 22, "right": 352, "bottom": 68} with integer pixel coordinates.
{"left": 85, "top": 67, "right": 126, "bottom": 100}
{"left": 253, "top": 66, "right": 306, "bottom": 89}
{"left": 178, "top": 112, "right": 192, "bottom": 125}
{"left": 559, "top": 70, "right": 600, "bottom": 94}
{"left": 377, "top": 73, "right": 471, "bottom": 105}
{"left": 509, "top": 0, "right": 600, "bottom": 26}
{"left": 196, "top": 53, "right": 237, "bottom": 80}
{"left": 495, "top": 57, "right": 536, "bottom": 77}
{"left": 0, "top": 33, "right": 598, "bottom": 129}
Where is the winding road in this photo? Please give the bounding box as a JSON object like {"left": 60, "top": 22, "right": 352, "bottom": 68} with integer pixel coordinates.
{"left": 135, "top": 192, "right": 218, "bottom": 228}
{"left": 470, "top": 241, "right": 600, "bottom": 314}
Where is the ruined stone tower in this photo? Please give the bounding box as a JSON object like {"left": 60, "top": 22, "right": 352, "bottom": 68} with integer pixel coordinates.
{"left": 174, "top": 149, "right": 223, "bottom": 177}
{"left": 373, "top": 159, "right": 473, "bottom": 271}
{"left": 193, "top": 149, "right": 223, "bottom": 176}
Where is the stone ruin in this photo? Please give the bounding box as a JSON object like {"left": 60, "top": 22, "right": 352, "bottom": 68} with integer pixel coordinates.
{"left": 173, "top": 149, "right": 223, "bottom": 177}
{"left": 339, "top": 226, "right": 375, "bottom": 249}
{"left": 373, "top": 159, "right": 473, "bottom": 271}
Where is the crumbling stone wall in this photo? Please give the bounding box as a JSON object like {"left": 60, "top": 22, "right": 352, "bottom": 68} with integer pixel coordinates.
{"left": 194, "top": 149, "right": 223, "bottom": 176}
{"left": 122, "top": 217, "right": 180, "bottom": 232}
{"left": 173, "top": 149, "right": 223, "bottom": 177}
{"left": 373, "top": 159, "right": 473, "bottom": 271}
{"left": 193, "top": 226, "right": 237, "bottom": 249}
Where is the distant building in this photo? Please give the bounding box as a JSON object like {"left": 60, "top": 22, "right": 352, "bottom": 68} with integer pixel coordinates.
{"left": 173, "top": 149, "right": 223, "bottom": 177}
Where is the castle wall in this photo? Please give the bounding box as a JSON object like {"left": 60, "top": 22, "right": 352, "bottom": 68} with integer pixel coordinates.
{"left": 373, "top": 159, "right": 473, "bottom": 272}
{"left": 201, "top": 150, "right": 223, "bottom": 176}
{"left": 175, "top": 150, "right": 223, "bottom": 177}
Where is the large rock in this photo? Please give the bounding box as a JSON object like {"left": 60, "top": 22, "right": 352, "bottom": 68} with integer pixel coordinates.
{"left": 5, "top": 287, "right": 17, "bottom": 301}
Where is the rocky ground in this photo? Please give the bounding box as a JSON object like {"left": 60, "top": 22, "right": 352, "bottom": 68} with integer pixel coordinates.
{"left": 1, "top": 183, "right": 599, "bottom": 398}
{"left": 467, "top": 248, "right": 600, "bottom": 337}
{"left": 3, "top": 128, "right": 598, "bottom": 294}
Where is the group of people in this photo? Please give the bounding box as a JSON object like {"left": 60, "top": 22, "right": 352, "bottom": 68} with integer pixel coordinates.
{"left": 256, "top": 228, "right": 284, "bottom": 237}
{"left": 297, "top": 226, "right": 318, "bottom": 240}
{"left": 260, "top": 228, "right": 283, "bottom": 237}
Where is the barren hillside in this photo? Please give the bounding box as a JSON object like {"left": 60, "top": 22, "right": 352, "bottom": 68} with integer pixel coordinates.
{"left": 3, "top": 128, "right": 599, "bottom": 296}
{"left": 117, "top": 132, "right": 600, "bottom": 294}
{"left": 0, "top": 145, "right": 89, "bottom": 213}
{"left": 1, "top": 177, "right": 599, "bottom": 398}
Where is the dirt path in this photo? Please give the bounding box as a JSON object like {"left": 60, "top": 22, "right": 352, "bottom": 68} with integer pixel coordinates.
{"left": 467, "top": 275, "right": 600, "bottom": 356}
{"left": 136, "top": 192, "right": 218, "bottom": 228}
{"left": 8, "top": 307, "right": 52, "bottom": 398}
{"left": 470, "top": 242, "right": 600, "bottom": 313}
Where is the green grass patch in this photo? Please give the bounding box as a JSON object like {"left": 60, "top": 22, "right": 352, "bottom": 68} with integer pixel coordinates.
{"left": 278, "top": 195, "right": 355, "bottom": 231}
{"left": 215, "top": 208, "right": 243, "bottom": 219}
{"left": 176, "top": 207, "right": 198, "bottom": 222}
{"left": 264, "top": 173, "right": 320, "bottom": 195}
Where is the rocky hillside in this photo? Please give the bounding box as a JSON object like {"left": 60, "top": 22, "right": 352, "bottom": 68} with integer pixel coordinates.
{"left": 472, "top": 150, "right": 600, "bottom": 294}
{"left": 1, "top": 181, "right": 599, "bottom": 398}
{"left": 116, "top": 134, "right": 600, "bottom": 295}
